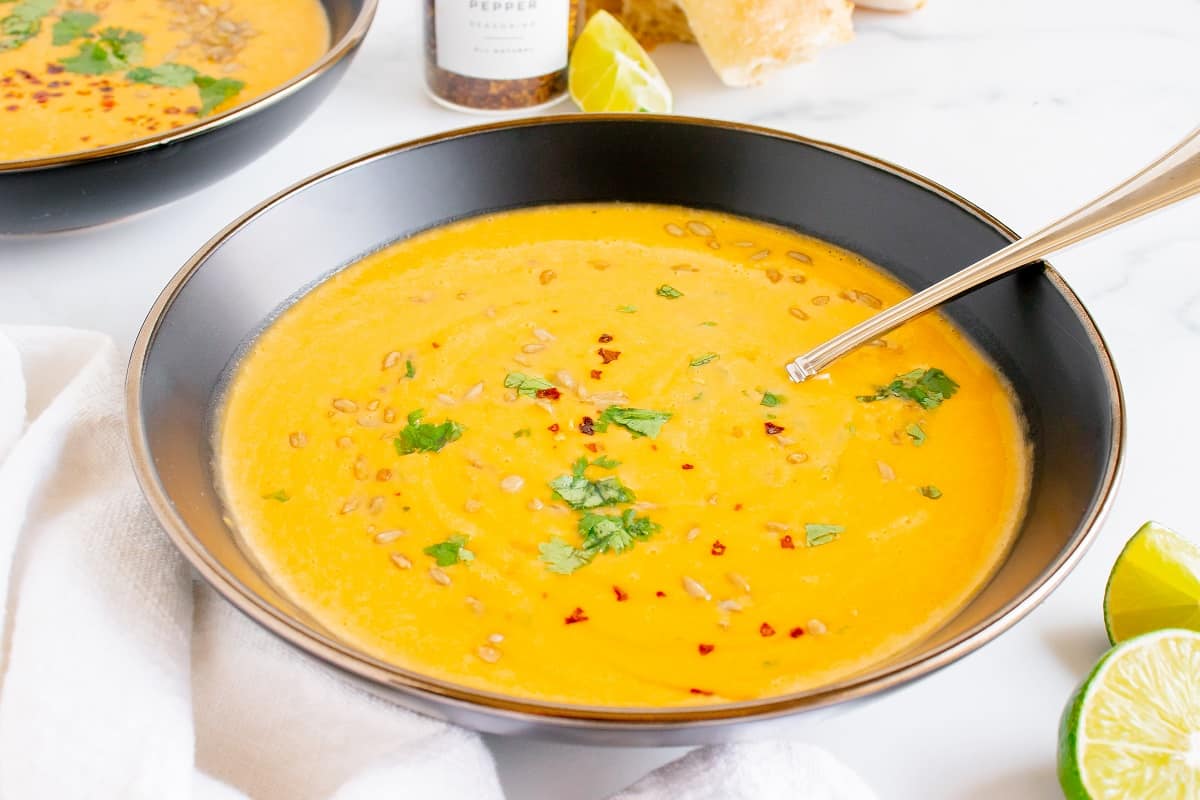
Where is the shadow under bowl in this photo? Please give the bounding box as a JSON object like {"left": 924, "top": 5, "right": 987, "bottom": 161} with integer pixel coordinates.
{"left": 127, "top": 116, "right": 1124, "bottom": 745}
{"left": 0, "top": 0, "right": 377, "bottom": 236}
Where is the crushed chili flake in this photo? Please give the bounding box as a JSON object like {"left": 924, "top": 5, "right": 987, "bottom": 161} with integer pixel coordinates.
{"left": 759, "top": 622, "right": 776, "bottom": 637}
{"left": 698, "top": 644, "right": 715, "bottom": 655}
{"left": 598, "top": 333, "right": 614, "bottom": 343}
{"left": 597, "top": 348, "right": 621, "bottom": 364}
{"left": 734, "top": 503, "right": 743, "bottom": 511}
{"left": 579, "top": 416, "right": 595, "bottom": 435}
{"left": 590, "top": 369, "right": 603, "bottom": 379}
{"left": 689, "top": 688, "right": 714, "bottom": 696}
{"left": 613, "top": 586, "right": 629, "bottom": 602}
{"left": 681, "top": 463, "right": 695, "bottom": 470}
{"left": 564, "top": 607, "right": 589, "bottom": 624}
{"left": 780, "top": 535, "right": 795, "bottom": 549}
{"left": 547, "top": 423, "right": 560, "bottom": 433}
{"left": 764, "top": 422, "right": 785, "bottom": 435}
{"left": 431, "top": 342, "right": 441, "bottom": 348}
{"left": 535, "top": 387, "right": 561, "bottom": 400}
{"left": 584, "top": 443, "right": 599, "bottom": 453}
{"left": 789, "top": 627, "right": 806, "bottom": 638}
{"left": 655, "top": 590, "right": 667, "bottom": 598}
{"left": 711, "top": 540, "right": 726, "bottom": 556}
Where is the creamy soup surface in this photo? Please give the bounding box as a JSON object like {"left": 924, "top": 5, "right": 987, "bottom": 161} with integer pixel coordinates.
{"left": 219, "top": 204, "right": 1029, "bottom": 707}
{"left": 0, "top": 0, "right": 329, "bottom": 161}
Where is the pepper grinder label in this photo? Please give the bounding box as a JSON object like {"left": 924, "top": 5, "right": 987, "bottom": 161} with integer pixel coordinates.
{"left": 435, "top": 0, "right": 569, "bottom": 81}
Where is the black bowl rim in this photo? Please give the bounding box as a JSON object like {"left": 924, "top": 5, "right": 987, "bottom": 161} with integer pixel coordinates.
{"left": 126, "top": 114, "right": 1125, "bottom": 728}
{"left": 0, "top": 0, "right": 379, "bottom": 174}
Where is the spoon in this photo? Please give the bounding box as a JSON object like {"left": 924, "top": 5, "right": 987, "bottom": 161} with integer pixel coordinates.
{"left": 786, "top": 126, "right": 1200, "bottom": 382}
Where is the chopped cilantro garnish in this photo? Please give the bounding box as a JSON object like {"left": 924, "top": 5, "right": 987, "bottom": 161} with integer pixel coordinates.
{"left": 513, "top": 428, "right": 532, "bottom": 438}
{"left": 656, "top": 284, "right": 684, "bottom": 299}
{"left": 549, "top": 457, "right": 635, "bottom": 510}
{"left": 0, "top": 0, "right": 54, "bottom": 51}
{"left": 596, "top": 406, "right": 672, "bottom": 438}
{"left": 405, "top": 359, "right": 416, "bottom": 378}
{"left": 126, "top": 62, "right": 198, "bottom": 87}
{"left": 689, "top": 352, "right": 719, "bottom": 367}
{"left": 761, "top": 391, "right": 784, "bottom": 407}
{"left": 805, "top": 523, "right": 844, "bottom": 547}
{"left": 700, "top": 321, "right": 718, "bottom": 327}
{"left": 423, "top": 534, "right": 474, "bottom": 566}
{"left": 60, "top": 27, "right": 144, "bottom": 74}
{"left": 539, "top": 539, "right": 594, "bottom": 574}
{"left": 906, "top": 422, "right": 926, "bottom": 447}
{"left": 504, "top": 371, "right": 555, "bottom": 397}
{"left": 920, "top": 485, "right": 943, "bottom": 499}
{"left": 858, "top": 368, "right": 959, "bottom": 409}
{"left": 579, "top": 509, "right": 660, "bottom": 554}
{"left": 51, "top": 10, "right": 98, "bottom": 45}
{"left": 617, "top": 304, "right": 637, "bottom": 313}
{"left": 261, "top": 489, "right": 290, "bottom": 502}
{"left": 394, "top": 409, "right": 464, "bottom": 454}
{"left": 194, "top": 75, "right": 245, "bottom": 116}
{"left": 591, "top": 455, "right": 620, "bottom": 469}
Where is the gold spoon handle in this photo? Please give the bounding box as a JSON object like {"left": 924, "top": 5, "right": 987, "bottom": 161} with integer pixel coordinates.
{"left": 786, "top": 125, "right": 1200, "bottom": 383}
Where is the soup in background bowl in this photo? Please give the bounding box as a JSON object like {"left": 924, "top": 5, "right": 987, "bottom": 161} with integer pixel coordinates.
{"left": 218, "top": 204, "right": 1030, "bottom": 707}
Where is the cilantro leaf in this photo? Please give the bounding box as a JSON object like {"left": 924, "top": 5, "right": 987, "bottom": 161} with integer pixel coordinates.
{"left": 656, "top": 284, "right": 683, "bottom": 299}
{"left": 51, "top": 10, "right": 98, "bottom": 45}
{"left": 1, "top": 0, "right": 55, "bottom": 51}
{"left": 504, "top": 371, "right": 554, "bottom": 397}
{"left": 805, "top": 523, "right": 844, "bottom": 547}
{"left": 700, "top": 321, "right": 718, "bottom": 327}
{"left": 513, "top": 428, "right": 532, "bottom": 438}
{"left": 919, "top": 485, "right": 943, "bottom": 499}
{"left": 596, "top": 406, "right": 672, "bottom": 438}
{"left": 906, "top": 422, "right": 926, "bottom": 447}
{"left": 126, "top": 62, "right": 198, "bottom": 87}
{"left": 591, "top": 455, "right": 620, "bottom": 469}
{"left": 405, "top": 359, "right": 416, "bottom": 378}
{"left": 195, "top": 75, "right": 244, "bottom": 116}
{"left": 549, "top": 459, "right": 635, "bottom": 510}
{"left": 539, "top": 539, "right": 593, "bottom": 574}
{"left": 60, "top": 28, "right": 144, "bottom": 74}
{"left": 423, "top": 534, "right": 474, "bottom": 566}
{"left": 858, "top": 368, "right": 959, "bottom": 409}
{"left": 617, "top": 305, "right": 637, "bottom": 313}
{"left": 689, "top": 352, "right": 719, "bottom": 367}
{"left": 761, "top": 391, "right": 784, "bottom": 407}
{"left": 394, "top": 409, "right": 464, "bottom": 454}
{"left": 261, "top": 489, "right": 290, "bottom": 502}
{"left": 579, "top": 509, "right": 660, "bottom": 554}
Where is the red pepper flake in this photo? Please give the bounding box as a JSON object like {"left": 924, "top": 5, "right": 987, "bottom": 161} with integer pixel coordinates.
{"left": 698, "top": 643, "right": 715, "bottom": 655}
{"left": 613, "top": 586, "right": 629, "bottom": 602}
{"left": 564, "top": 607, "right": 589, "bottom": 624}
{"left": 711, "top": 540, "right": 726, "bottom": 556}
{"left": 789, "top": 627, "right": 806, "bottom": 638}
{"left": 655, "top": 590, "right": 667, "bottom": 598}
{"left": 598, "top": 333, "right": 614, "bottom": 343}
{"left": 681, "top": 463, "right": 695, "bottom": 470}
{"left": 734, "top": 503, "right": 743, "bottom": 511}
{"left": 584, "top": 443, "right": 599, "bottom": 453}
{"left": 689, "top": 688, "right": 714, "bottom": 696}
{"left": 760, "top": 622, "right": 776, "bottom": 637}
{"left": 590, "top": 369, "right": 603, "bottom": 379}
{"left": 597, "top": 348, "right": 621, "bottom": 364}
{"left": 535, "top": 387, "right": 561, "bottom": 400}
{"left": 764, "top": 422, "right": 785, "bottom": 435}
{"left": 547, "top": 423, "right": 560, "bottom": 433}
{"left": 431, "top": 342, "right": 441, "bottom": 348}
{"left": 579, "top": 416, "right": 595, "bottom": 435}
{"left": 780, "top": 535, "right": 795, "bottom": 549}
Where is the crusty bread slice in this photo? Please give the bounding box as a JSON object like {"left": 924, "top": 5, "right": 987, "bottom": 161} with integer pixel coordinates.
{"left": 586, "top": 0, "right": 695, "bottom": 46}
{"left": 677, "top": 0, "right": 854, "bottom": 86}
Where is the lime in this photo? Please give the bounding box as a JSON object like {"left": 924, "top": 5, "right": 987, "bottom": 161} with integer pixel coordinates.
{"left": 568, "top": 11, "right": 672, "bottom": 114}
{"left": 1058, "top": 628, "right": 1200, "bottom": 799}
{"left": 1104, "top": 521, "right": 1200, "bottom": 644}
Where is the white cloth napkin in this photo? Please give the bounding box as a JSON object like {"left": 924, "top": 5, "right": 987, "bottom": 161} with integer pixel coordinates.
{"left": 0, "top": 325, "right": 878, "bottom": 800}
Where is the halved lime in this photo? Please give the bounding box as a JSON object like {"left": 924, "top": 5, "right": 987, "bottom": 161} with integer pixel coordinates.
{"left": 1058, "top": 628, "right": 1200, "bottom": 799}
{"left": 1104, "top": 521, "right": 1200, "bottom": 644}
{"left": 568, "top": 11, "right": 672, "bottom": 113}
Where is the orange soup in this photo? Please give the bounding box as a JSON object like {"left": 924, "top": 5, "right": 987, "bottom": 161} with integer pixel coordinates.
{"left": 0, "top": 0, "right": 328, "bottom": 161}
{"left": 218, "top": 204, "right": 1029, "bottom": 707}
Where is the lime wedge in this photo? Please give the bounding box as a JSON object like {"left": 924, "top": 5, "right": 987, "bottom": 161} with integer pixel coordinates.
{"left": 1104, "top": 521, "right": 1200, "bottom": 644}
{"left": 568, "top": 11, "right": 672, "bottom": 113}
{"left": 1058, "top": 628, "right": 1200, "bottom": 799}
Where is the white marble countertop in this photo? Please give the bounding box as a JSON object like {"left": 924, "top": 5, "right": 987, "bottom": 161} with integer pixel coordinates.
{"left": 3, "top": 0, "right": 1198, "bottom": 796}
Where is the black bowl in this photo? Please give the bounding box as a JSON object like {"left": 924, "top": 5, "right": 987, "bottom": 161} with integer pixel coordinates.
{"left": 0, "top": 0, "right": 376, "bottom": 236}
{"left": 128, "top": 117, "right": 1123, "bottom": 743}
